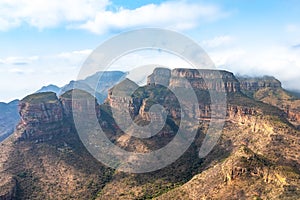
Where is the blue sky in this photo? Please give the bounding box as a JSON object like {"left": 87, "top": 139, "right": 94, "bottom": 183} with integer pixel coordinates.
{"left": 0, "top": 0, "right": 300, "bottom": 102}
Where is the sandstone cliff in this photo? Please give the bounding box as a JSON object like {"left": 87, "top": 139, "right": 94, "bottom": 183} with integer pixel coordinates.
{"left": 238, "top": 76, "right": 281, "bottom": 93}
{"left": 108, "top": 68, "right": 266, "bottom": 123}
{"left": 238, "top": 76, "right": 300, "bottom": 128}
{"left": 17, "top": 92, "right": 65, "bottom": 141}
{"left": 148, "top": 68, "right": 240, "bottom": 93}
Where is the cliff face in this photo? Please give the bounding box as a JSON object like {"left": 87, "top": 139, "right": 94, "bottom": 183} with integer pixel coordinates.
{"left": 238, "top": 76, "right": 281, "bottom": 92}
{"left": 60, "top": 89, "right": 101, "bottom": 120}
{"left": 238, "top": 76, "right": 300, "bottom": 128}
{"left": 17, "top": 90, "right": 101, "bottom": 142}
{"left": 106, "top": 78, "right": 143, "bottom": 118}
{"left": 17, "top": 92, "right": 65, "bottom": 141}
{"left": 148, "top": 68, "right": 240, "bottom": 93}
{"left": 108, "top": 68, "right": 248, "bottom": 123}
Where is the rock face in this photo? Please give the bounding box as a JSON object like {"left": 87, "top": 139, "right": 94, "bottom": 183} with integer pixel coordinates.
{"left": 107, "top": 78, "right": 142, "bottom": 118}
{"left": 148, "top": 68, "right": 240, "bottom": 93}
{"left": 237, "top": 75, "right": 300, "bottom": 128}
{"left": 147, "top": 67, "right": 171, "bottom": 86}
{"left": 60, "top": 89, "right": 101, "bottom": 120}
{"left": 17, "top": 90, "right": 100, "bottom": 142}
{"left": 17, "top": 92, "right": 65, "bottom": 141}
{"left": 108, "top": 68, "right": 245, "bottom": 123}
{"left": 238, "top": 76, "right": 281, "bottom": 92}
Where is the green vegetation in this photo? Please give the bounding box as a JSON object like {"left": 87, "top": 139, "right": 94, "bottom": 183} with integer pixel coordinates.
{"left": 22, "top": 92, "right": 58, "bottom": 103}
{"left": 60, "top": 89, "right": 95, "bottom": 99}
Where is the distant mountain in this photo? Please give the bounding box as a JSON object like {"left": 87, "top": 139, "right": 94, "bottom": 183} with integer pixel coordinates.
{"left": 35, "top": 71, "right": 126, "bottom": 103}
{"left": 288, "top": 89, "right": 300, "bottom": 98}
{"left": 0, "top": 100, "right": 20, "bottom": 142}
{"left": 35, "top": 84, "right": 60, "bottom": 94}
{"left": 1, "top": 68, "right": 299, "bottom": 199}
{"left": 59, "top": 71, "right": 126, "bottom": 103}
{"left": 84, "top": 71, "right": 126, "bottom": 93}
{"left": 59, "top": 80, "right": 106, "bottom": 103}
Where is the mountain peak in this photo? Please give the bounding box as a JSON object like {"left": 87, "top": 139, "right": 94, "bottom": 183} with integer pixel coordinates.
{"left": 35, "top": 84, "right": 60, "bottom": 94}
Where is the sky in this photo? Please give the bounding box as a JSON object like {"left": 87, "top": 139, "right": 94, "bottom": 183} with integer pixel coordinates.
{"left": 0, "top": 0, "right": 300, "bottom": 102}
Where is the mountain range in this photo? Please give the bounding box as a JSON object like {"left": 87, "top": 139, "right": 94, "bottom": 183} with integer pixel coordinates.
{"left": 0, "top": 71, "right": 126, "bottom": 142}
{"left": 0, "top": 68, "right": 299, "bottom": 199}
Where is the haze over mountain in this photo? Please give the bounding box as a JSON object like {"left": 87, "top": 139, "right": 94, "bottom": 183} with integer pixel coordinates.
{"left": 0, "top": 68, "right": 299, "bottom": 199}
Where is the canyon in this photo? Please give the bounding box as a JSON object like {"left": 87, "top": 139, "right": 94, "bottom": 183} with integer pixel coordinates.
{"left": 0, "top": 68, "right": 299, "bottom": 199}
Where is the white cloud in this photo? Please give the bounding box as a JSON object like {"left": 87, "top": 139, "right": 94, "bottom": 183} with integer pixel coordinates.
{"left": 1, "top": 56, "right": 39, "bottom": 65}
{"left": 78, "top": 1, "right": 227, "bottom": 34}
{"left": 0, "top": 0, "right": 109, "bottom": 30}
{"left": 209, "top": 44, "right": 300, "bottom": 91}
{"left": 201, "top": 35, "right": 234, "bottom": 48}
{"left": 0, "top": 49, "right": 92, "bottom": 102}
{"left": 0, "top": 0, "right": 227, "bottom": 33}
{"left": 58, "top": 49, "right": 92, "bottom": 59}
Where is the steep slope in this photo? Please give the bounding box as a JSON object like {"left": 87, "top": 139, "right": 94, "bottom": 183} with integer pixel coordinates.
{"left": 0, "top": 100, "right": 20, "bottom": 142}
{"left": 238, "top": 76, "right": 300, "bottom": 128}
{"left": 157, "top": 145, "right": 300, "bottom": 200}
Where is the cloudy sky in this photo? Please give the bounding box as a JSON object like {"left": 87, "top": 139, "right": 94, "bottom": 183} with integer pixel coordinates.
{"left": 0, "top": 0, "right": 300, "bottom": 102}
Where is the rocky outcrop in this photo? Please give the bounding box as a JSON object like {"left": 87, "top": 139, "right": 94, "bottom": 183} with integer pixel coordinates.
{"left": 237, "top": 75, "right": 300, "bottom": 127}
{"left": 222, "top": 146, "right": 268, "bottom": 183}
{"left": 237, "top": 76, "right": 281, "bottom": 92}
{"left": 60, "top": 89, "right": 100, "bottom": 120}
{"left": 106, "top": 78, "right": 143, "bottom": 118}
{"left": 107, "top": 68, "right": 256, "bottom": 123}
{"left": 148, "top": 68, "right": 240, "bottom": 93}
{"left": 16, "top": 90, "right": 100, "bottom": 142}
{"left": 281, "top": 105, "right": 300, "bottom": 129}
{"left": 17, "top": 92, "right": 64, "bottom": 141}
{"left": 147, "top": 67, "right": 171, "bottom": 86}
